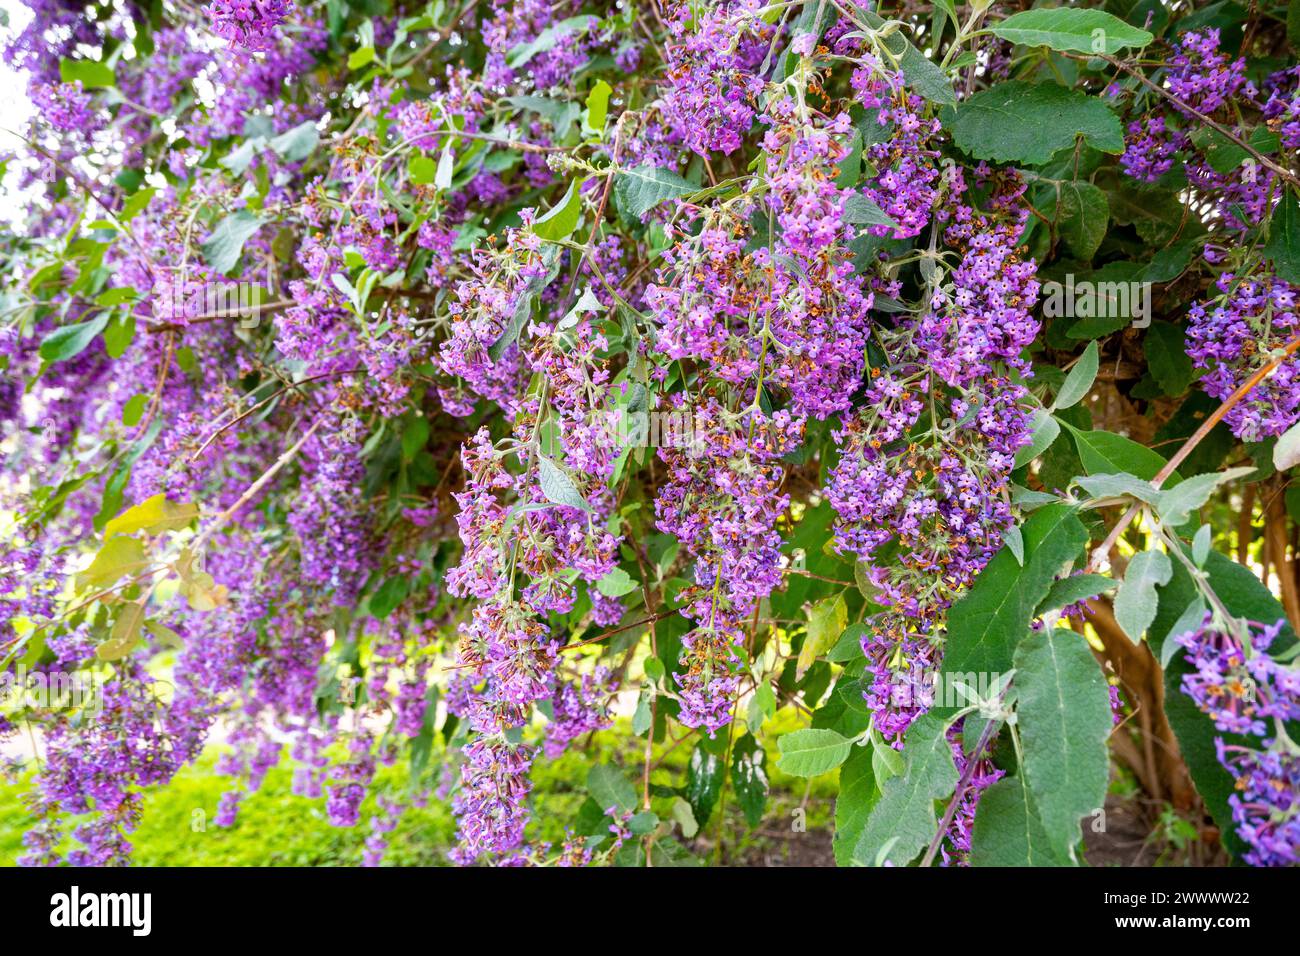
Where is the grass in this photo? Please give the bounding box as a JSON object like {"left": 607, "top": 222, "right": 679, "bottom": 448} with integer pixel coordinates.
{"left": 0, "top": 711, "right": 839, "bottom": 866}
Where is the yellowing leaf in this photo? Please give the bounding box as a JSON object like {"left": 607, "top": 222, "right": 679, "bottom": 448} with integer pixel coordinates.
{"left": 103, "top": 493, "right": 199, "bottom": 538}
{"left": 144, "top": 619, "right": 184, "bottom": 648}
{"left": 96, "top": 601, "right": 146, "bottom": 660}
{"left": 797, "top": 593, "right": 847, "bottom": 680}
{"left": 76, "top": 535, "right": 149, "bottom": 593}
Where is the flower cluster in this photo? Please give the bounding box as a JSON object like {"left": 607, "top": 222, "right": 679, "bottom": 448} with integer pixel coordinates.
{"left": 206, "top": 0, "right": 294, "bottom": 51}
{"left": 1119, "top": 30, "right": 1291, "bottom": 231}
{"left": 828, "top": 171, "right": 1038, "bottom": 741}
{"left": 1185, "top": 270, "right": 1300, "bottom": 442}
{"left": 654, "top": 400, "right": 803, "bottom": 733}
{"left": 852, "top": 61, "right": 944, "bottom": 239}
{"left": 1176, "top": 617, "right": 1300, "bottom": 865}
{"left": 660, "top": 1, "right": 773, "bottom": 156}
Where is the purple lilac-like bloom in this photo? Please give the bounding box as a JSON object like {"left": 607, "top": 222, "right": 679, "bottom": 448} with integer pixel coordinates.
{"left": 653, "top": 399, "right": 803, "bottom": 734}
{"left": 361, "top": 796, "right": 404, "bottom": 867}
{"left": 852, "top": 61, "right": 943, "bottom": 239}
{"left": 1165, "top": 30, "right": 1249, "bottom": 115}
{"left": 215, "top": 791, "right": 243, "bottom": 827}
{"left": 1263, "top": 67, "right": 1300, "bottom": 152}
{"left": 207, "top": 0, "right": 294, "bottom": 51}
{"left": 1176, "top": 616, "right": 1298, "bottom": 733}
{"left": 941, "top": 721, "right": 1004, "bottom": 866}
{"left": 1121, "top": 115, "right": 1186, "bottom": 183}
{"left": 1175, "top": 617, "right": 1300, "bottom": 865}
{"left": 659, "top": 1, "right": 773, "bottom": 156}
{"left": 647, "top": 101, "right": 873, "bottom": 422}
{"left": 1118, "top": 30, "right": 1283, "bottom": 230}
{"left": 828, "top": 170, "right": 1038, "bottom": 741}
{"left": 30, "top": 80, "right": 96, "bottom": 133}
{"left": 436, "top": 225, "right": 544, "bottom": 417}
{"left": 1185, "top": 271, "right": 1300, "bottom": 442}
{"left": 544, "top": 668, "right": 614, "bottom": 759}
{"left": 446, "top": 598, "right": 557, "bottom": 862}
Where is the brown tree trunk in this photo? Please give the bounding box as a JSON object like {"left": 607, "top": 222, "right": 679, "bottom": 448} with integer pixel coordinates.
{"left": 1265, "top": 483, "right": 1300, "bottom": 632}
{"left": 1082, "top": 599, "right": 1197, "bottom": 810}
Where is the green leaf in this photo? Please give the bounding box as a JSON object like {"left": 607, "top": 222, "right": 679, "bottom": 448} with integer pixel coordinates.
{"left": 1065, "top": 423, "right": 1171, "bottom": 481}
{"left": 852, "top": 714, "right": 957, "bottom": 866}
{"left": 1160, "top": 596, "right": 1206, "bottom": 669}
{"left": 843, "top": 193, "right": 900, "bottom": 230}
{"left": 531, "top": 178, "right": 584, "bottom": 241}
{"left": 537, "top": 456, "right": 593, "bottom": 512}
{"left": 990, "top": 9, "right": 1153, "bottom": 54}
{"left": 730, "top": 734, "right": 769, "bottom": 828}
{"left": 1014, "top": 629, "right": 1111, "bottom": 860}
{"left": 119, "top": 187, "right": 157, "bottom": 222}
{"left": 59, "top": 58, "right": 114, "bottom": 88}
{"left": 97, "top": 601, "right": 147, "bottom": 661}
{"left": 797, "top": 593, "right": 846, "bottom": 679}
{"left": 76, "top": 534, "right": 149, "bottom": 592}
{"left": 103, "top": 493, "right": 199, "bottom": 537}
{"left": 1265, "top": 189, "right": 1300, "bottom": 285}
{"left": 584, "top": 79, "right": 612, "bottom": 135}
{"left": 670, "top": 797, "right": 698, "bottom": 838}
{"left": 632, "top": 688, "right": 653, "bottom": 736}
{"left": 401, "top": 415, "right": 429, "bottom": 462}
{"left": 506, "top": 15, "right": 596, "bottom": 68}
{"left": 121, "top": 394, "right": 147, "bottom": 427}
{"left": 687, "top": 744, "right": 725, "bottom": 824}
{"left": 369, "top": 576, "right": 409, "bottom": 619}
{"left": 1277, "top": 418, "right": 1300, "bottom": 473}
{"left": 435, "top": 144, "right": 455, "bottom": 190}
{"left": 102, "top": 312, "right": 135, "bottom": 359}
{"left": 1192, "top": 524, "right": 1213, "bottom": 567}
{"left": 1145, "top": 321, "right": 1195, "bottom": 396}
{"left": 1013, "top": 408, "right": 1061, "bottom": 468}
{"left": 587, "top": 764, "right": 638, "bottom": 813}
{"left": 1056, "top": 182, "right": 1109, "bottom": 261}
{"left": 939, "top": 504, "right": 1089, "bottom": 689}
{"left": 614, "top": 165, "right": 696, "bottom": 220}
{"left": 828, "top": 622, "right": 867, "bottom": 663}
{"left": 201, "top": 211, "right": 263, "bottom": 275}
{"left": 408, "top": 155, "right": 437, "bottom": 186}
{"left": 39, "top": 313, "right": 110, "bottom": 364}
{"left": 1037, "top": 573, "right": 1116, "bottom": 614}
{"left": 970, "top": 777, "right": 1065, "bottom": 865}
{"left": 1074, "top": 471, "right": 1161, "bottom": 505}
{"left": 1053, "top": 340, "right": 1099, "bottom": 410}
{"left": 347, "top": 45, "right": 375, "bottom": 70}
{"left": 946, "top": 81, "right": 1123, "bottom": 166}
{"left": 1002, "top": 525, "right": 1025, "bottom": 565}
{"left": 899, "top": 44, "right": 956, "bottom": 107}
{"left": 833, "top": 745, "right": 878, "bottom": 865}
{"left": 269, "top": 121, "right": 320, "bottom": 163}
{"left": 1113, "top": 548, "right": 1172, "bottom": 642}
{"left": 1156, "top": 467, "right": 1254, "bottom": 527}
{"left": 596, "top": 566, "right": 639, "bottom": 598}
{"left": 776, "top": 728, "right": 854, "bottom": 777}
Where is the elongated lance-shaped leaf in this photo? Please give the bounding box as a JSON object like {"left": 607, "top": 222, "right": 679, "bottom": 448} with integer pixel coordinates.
{"left": 1013, "top": 629, "right": 1111, "bottom": 861}
{"left": 970, "top": 777, "right": 1066, "bottom": 866}
{"left": 937, "top": 504, "right": 1089, "bottom": 705}
{"left": 852, "top": 714, "right": 957, "bottom": 866}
